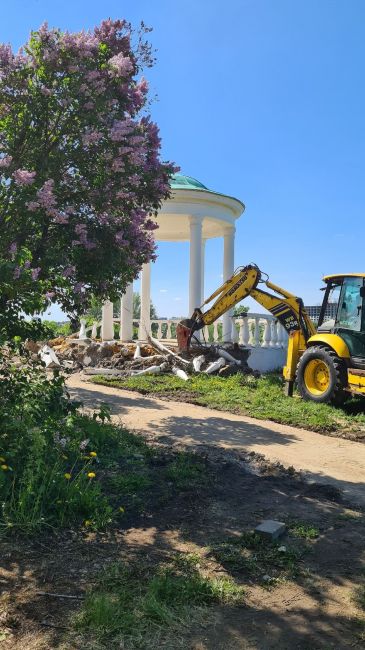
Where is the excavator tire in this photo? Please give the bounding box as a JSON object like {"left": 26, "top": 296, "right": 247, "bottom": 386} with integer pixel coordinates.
{"left": 296, "top": 345, "right": 348, "bottom": 405}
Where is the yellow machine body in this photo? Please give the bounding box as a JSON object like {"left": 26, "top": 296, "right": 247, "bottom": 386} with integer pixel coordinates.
{"left": 177, "top": 264, "right": 365, "bottom": 403}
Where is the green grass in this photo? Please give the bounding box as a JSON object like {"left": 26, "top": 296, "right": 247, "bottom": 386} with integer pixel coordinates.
{"left": 90, "top": 373, "right": 365, "bottom": 438}
{"left": 73, "top": 553, "right": 244, "bottom": 649}
{"left": 287, "top": 520, "right": 320, "bottom": 540}
{"left": 108, "top": 472, "right": 152, "bottom": 495}
{"left": 209, "top": 531, "right": 304, "bottom": 586}
{"left": 164, "top": 452, "right": 208, "bottom": 489}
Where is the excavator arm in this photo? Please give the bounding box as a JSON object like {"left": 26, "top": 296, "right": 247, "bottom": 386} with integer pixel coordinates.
{"left": 177, "top": 263, "right": 316, "bottom": 395}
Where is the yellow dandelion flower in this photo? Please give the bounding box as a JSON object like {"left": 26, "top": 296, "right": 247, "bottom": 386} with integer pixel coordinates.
{"left": 64, "top": 472, "right": 71, "bottom": 480}
{"left": 84, "top": 520, "right": 92, "bottom": 527}
{"left": 119, "top": 506, "right": 125, "bottom": 513}
{"left": 87, "top": 472, "right": 96, "bottom": 479}
{"left": 89, "top": 451, "right": 97, "bottom": 457}
{"left": 1, "top": 464, "right": 9, "bottom": 471}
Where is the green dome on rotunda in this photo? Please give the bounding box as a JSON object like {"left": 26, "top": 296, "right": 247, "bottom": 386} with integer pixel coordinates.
{"left": 169, "top": 173, "right": 208, "bottom": 191}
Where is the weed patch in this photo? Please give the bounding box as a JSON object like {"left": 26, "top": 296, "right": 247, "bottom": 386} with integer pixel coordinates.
{"left": 164, "top": 452, "right": 208, "bottom": 490}
{"left": 73, "top": 553, "right": 244, "bottom": 648}
{"left": 210, "top": 531, "right": 304, "bottom": 586}
{"left": 287, "top": 520, "right": 320, "bottom": 540}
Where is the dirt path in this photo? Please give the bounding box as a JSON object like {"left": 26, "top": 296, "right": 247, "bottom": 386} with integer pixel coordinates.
{"left": 67, "top": 374, "right": 365, "bottom": 507}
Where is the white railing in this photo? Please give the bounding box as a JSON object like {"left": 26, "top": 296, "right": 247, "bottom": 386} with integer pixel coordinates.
{"left": 232, "top": 314, "right": 288, "bottom": 348}
{"left": 84, "top": 313, "right": 288, "bottom": 349}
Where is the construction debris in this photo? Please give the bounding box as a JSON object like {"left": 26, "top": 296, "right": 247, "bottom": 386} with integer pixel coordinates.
{"left": 38, "top": 345, "right": 61, "bottom": 368}
{"left": 45, "top": 335, "right": 257, "bottom": 380}
{"left": 172, "top": 366, "right": 189, "bottom": 381}
{"left": 205, "top": 357, "right": 226, "bottom": 375}
{"left": 255, "top": 520, "right": 286, "bottom": 541}
{"left": 131, "top": 362, "right": 169, "bottom": 377}
{"left": 193, "top": 355, "right": 205, "bottom": 372}
{"left": 134, "top": 344, "right": 141, "bottom": 360}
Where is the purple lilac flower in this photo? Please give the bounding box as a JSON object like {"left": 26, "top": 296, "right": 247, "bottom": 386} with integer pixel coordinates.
{"left": 0, "top": 155, "right": 12, "bottom": 168}
{"left": 108, "top": 53, "right": 133, "bottom": 77}
{"left": 26, "top": 201, "right": 39, "bottom": 212}
{"left": 13, "top": 169, "right": 36, "bottom": 185}
{"left": 37, "top": 179, "right": 56, "bottom": 209}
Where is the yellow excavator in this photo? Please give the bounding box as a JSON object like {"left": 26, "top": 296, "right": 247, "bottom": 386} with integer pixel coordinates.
{"left": 177, "top": 264, "right": 365, "bottom": 404}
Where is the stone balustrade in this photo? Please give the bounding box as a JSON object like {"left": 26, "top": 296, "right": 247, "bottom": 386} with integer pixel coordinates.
{"left": 85, "top": 313, "right": 288, "bottom": 348}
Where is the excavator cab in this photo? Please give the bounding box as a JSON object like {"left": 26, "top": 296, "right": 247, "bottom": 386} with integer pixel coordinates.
{"left": 295, "top": 274, "right": 365, "bottom": 404}
{"left": 318, "top": 275, "right": 365, "bottom": 364}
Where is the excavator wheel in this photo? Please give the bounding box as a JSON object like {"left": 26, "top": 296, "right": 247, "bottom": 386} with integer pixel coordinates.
{"left": 296, "top": 345, "right": 348, "bottom": 405}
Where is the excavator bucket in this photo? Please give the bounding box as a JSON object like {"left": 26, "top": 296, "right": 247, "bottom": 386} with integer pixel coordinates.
{"left": 176, "top": 319, "right": 195, "bottom": 352}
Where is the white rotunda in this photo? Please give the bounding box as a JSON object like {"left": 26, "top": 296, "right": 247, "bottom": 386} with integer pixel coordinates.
{"left": 116, "top": 173, "right": 245, "bottom": 343}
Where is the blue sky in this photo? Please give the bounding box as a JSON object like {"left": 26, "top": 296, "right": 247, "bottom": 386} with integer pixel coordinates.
{"left": 1, "top": 0, "right": 365, "bottom": 319}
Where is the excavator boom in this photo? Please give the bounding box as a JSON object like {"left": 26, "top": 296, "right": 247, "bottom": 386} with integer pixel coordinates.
{"left": 177, "top": 263, "right": 315, "bottom": 347}
{"left": 176, "top": 263, "right": 316, "bottom": 394}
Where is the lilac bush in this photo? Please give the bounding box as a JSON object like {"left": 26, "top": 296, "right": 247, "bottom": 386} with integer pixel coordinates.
{"left": 0, "top": 19, "right": 175, "bottom": 336}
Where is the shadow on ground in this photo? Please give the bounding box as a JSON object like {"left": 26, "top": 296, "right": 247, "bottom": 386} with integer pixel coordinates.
{"left": 1, "top": 451, "right": 365, "bottom": 649}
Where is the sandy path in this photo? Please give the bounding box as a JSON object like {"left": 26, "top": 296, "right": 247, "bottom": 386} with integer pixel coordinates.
{"left": 67, "top": 373, "right": 365, "bottom": 507}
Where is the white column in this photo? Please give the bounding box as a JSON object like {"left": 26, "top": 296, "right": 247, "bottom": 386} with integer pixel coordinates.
{"left": 189, "top": 216, "right": 203, "bottom": 314}
{"left": 139, "top": 262, "right": 151, "bottom": 340}
{"left": 120, "top": 282, "right": 133, "bottom": 341}
{"left": 101, "top": 300, "right": 114, "bottom": 341}
{"left": 201, "top": 238, "right": 206, "bottom": 304}
{"left": 222, "top": 226, "right": 235, "bottom": 342}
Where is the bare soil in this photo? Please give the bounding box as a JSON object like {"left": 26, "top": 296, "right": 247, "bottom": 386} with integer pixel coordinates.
{"left": 1, "top": 438, "right": 365, "bottom": 649}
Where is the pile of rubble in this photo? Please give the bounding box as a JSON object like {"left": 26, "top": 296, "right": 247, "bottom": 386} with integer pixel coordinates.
{"left": 39, "top": 335, "right": 258, "bottom": 379}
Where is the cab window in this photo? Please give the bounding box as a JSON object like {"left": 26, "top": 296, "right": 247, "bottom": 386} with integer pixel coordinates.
{"left": 318, "top": 281, "right": 342, "bottom": 331}
{"left": 336, "top": 277, "right": 364, "bottom": 332}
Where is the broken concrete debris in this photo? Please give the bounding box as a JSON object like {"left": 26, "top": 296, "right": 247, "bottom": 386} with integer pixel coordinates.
{"left": 255, "top": 520, "right": 286, "bottom": 541}
{"left": 172, "top": 366, "right": 189, "bottom": 381}
{"left": 205, "top": 357, "right": 226, "bottom": 375}
{"left": 134, "top": 344, "right": 141, "bottom": 360}
{"left": 192, "top": 354, "right": 205, "bottom": 372}
{"left": 43, "top": 334, "right": 258, "bottom": 380}
{"left": 38, "top": 344, "right": 61, "bottom": 368}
